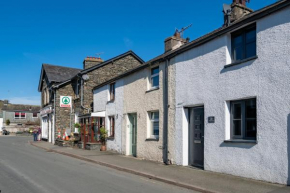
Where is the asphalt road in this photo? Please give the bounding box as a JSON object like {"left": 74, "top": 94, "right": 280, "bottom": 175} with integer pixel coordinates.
{"left": 0, "top": 136, "right": 196, "bottom": 193}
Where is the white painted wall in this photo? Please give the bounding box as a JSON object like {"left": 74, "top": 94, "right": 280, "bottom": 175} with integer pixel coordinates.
{"left": 42, "top": 116, "right": 48, "bottom": 139}
{"left": 172, "top": 7, "right": 290, "bottom": 185}
{"left": 0, "top": 118, "right": 3, "bottom": 132}
{"left": 93, "top": 80, "right": 124, "bottom": 153}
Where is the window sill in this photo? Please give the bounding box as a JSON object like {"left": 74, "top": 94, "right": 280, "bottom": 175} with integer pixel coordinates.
{"left": 145, "top": 138, "right": 159, "bottom": 141}
{"left": 224, "top": 56, "right": 258, "bottom": 68}
{"left": 224, "top": 139, "right": 257, "bottom": 144}
{"left": 107, "top": 137, "right": 115, "bottom": 140}
{"left": 146, "top": 87, "right": 159, "bottom": 93}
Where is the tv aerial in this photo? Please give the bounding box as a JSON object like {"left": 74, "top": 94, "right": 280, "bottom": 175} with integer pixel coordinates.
{"left": 223, "top": 4, "right": 232, "bottom": 26}
{"left": 175, "top": 24, "right": 192, "bottom": 38}
{"left": 95, "top": 52, "right": 104, "bottom": 58}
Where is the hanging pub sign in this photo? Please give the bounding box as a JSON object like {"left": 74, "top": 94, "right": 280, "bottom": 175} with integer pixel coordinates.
{"left": 60, "top": 96, "right": 72, "bottom": 108}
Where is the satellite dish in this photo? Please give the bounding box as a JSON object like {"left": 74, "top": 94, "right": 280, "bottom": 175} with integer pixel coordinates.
{"left": 82, "top": 75, "right": 89, "bottom": 81}
{"left": 223, "top": 4, "right": 232, "bottom": 15}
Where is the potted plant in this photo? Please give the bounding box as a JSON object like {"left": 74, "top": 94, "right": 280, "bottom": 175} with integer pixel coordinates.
{"left": 6, "top": 119, "right": 10, "bottom": 126}
{"left": 74, "top": 123, "right": 81, "bottom": 133}
{"left": 99, "top": 127, "right": 108, "bottom": 151}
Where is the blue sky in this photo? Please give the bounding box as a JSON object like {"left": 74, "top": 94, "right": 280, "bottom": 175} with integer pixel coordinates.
{"left": 0, "top": 0, "right": 277, "bottom": 105}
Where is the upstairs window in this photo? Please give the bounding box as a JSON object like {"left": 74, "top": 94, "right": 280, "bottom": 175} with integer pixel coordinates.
{"left": 231, "top": 98, "right": 256, "bottom": 140}
{"left": 232, "top": 24, "right": 256, "bottom": 62}
{"left": 150, "top": 67, "right": 159, "bottom": 89}
{"left": 33, "top": 112, "right": 38, "bottom": 118}
{"left": 109, "top": 83, "right": 115, "bottom": 101}
{"left": 15, "top": 112, "right": 26, "bottom": 119}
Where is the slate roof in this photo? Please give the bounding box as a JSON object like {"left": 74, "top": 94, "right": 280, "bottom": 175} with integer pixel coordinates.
{"left": 43, "top": 64, "right": 81, "bottom": 83}
{"left": 38, "top": 64, "right": 81, "bottom": 91}
{"left": 0, "top": 101, "right": 40, "bottom": 113}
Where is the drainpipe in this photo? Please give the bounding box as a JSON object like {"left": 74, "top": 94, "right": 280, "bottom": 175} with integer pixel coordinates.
{"left": 163, "top": 58, "right": 169, "bottom": 165}
{"left": 53, "top": 88, "right": 56, "bottom": 144}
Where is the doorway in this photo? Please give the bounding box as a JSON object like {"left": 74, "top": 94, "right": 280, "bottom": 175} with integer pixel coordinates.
{"left": 188, "top": 107, "right": 204, "bottom": 168}
{"left": 128, "top": 113, "right": 137, "bottom": 157}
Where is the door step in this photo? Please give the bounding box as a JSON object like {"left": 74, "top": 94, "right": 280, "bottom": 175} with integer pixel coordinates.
{"left": 85, "top": 143, "right": 102, "bottom": 151}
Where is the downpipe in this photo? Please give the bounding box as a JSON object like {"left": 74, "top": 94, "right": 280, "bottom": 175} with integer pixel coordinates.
{"left": 163, "top": 58, "right": 169, "bottom": 165}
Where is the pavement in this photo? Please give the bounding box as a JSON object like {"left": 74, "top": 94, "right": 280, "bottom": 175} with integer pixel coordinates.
{"left": 0, "top": 136, "right": 195, "bottom": 193}
{"left": 30, "top": 140, "right": 290, "bottom": 193}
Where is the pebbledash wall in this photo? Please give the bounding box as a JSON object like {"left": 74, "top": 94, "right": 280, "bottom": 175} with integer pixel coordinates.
{"left": 171, "top": 7, "right": 290, "bottom": 184}
{"left": 93, "top": 80, "right": 124, "bottom": 153}
{"left": 122, "top": 63, "right": 165, "bottom": 162}
{"left": 93, "top": 62, "right": 165, "bottom": 162}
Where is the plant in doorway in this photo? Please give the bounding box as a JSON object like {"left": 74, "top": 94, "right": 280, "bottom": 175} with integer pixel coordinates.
{"left": 74, "top": 123, "right": 81, "bottom": 133}
{"left": 99, "top": 127, "right": 108, "bottom": 151}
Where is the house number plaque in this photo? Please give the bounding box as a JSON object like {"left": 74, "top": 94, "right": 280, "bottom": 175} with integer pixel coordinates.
{"left": 208, "top": 116, "right": 215, "bottom": 123}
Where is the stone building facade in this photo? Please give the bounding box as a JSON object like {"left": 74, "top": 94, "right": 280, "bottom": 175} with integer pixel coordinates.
{"left": 74, "top": 51, "right": 145, "bottom": 119}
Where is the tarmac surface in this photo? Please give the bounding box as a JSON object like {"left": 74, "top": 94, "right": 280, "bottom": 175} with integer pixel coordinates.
{"left": 2, "top": 136, "right": 290, "bottom": 193}
{"left": 0, "top": 136, "right": 195, "bottom": 193}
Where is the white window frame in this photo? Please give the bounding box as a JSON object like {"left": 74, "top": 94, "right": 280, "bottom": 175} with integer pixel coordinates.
{"left": 150, "top": 67, "right": 159, "bottom": 89}
{"left": 148, "top": 111, "right": 159, "bottom": 139}
{"left": 109, "top": 116, "right": 115, "bottom": 138}
{"left": 15, "top": 112, "right": 26, "bottom": 119}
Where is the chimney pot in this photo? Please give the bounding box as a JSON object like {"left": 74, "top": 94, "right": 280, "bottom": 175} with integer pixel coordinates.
{"left": 83, "top": 56, "right": 104, "bottom": 69}
{"left": 164, "top": 31, "right": 187, "bottom": 53}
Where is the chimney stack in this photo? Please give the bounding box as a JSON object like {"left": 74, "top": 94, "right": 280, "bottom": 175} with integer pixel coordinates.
{"left": 230, "top": 0, "right": 253, "bottom": 23}
{"left": 83, "top": 57, "right": 104, "bottom": 70}
{"left": 164, "top": 31, "right": 187, "bottom": 53}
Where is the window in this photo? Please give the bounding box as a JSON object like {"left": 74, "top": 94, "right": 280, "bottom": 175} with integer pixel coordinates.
{"left": 232, "top": 24, "right": 256, "bottom": 62}
{"left": 33, "top": 112, "right": 38, "bottom": 118}
{"left": 149, "top": 111, "right": 159, "bottom": 138}
{"left": 231, "top": 98, "right": 256, "bottom": 140}
{"left": 150, "top": 67, "right": 159, "bottom": 88}
{"left": 109, "top": 83, "right": 115, "bottom": 101}
{"left": 109, "top": 116, "right": 115, "bottom": 138}
{"left": 15, "top": 112, "right": 26, "bottom": 119}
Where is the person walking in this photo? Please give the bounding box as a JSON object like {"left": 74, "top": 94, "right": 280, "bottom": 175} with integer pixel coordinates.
{"left": 37, "top": 127, "right": 41, "bottom": 141}
{"left": 33, "top": 128, "right": 38, "bottom": 142}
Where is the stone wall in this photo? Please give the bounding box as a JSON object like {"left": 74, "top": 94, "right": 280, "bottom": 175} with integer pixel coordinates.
{"left": 76, "top": 54, "right": 143, "bottom": 116}
{"left": 55, "top": 82, "right": 75, "bottom": 136}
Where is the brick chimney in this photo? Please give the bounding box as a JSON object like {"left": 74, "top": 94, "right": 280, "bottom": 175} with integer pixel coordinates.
{"left": 230, "top": 0, "right": 253, "bottom": 23}
{"left": 83, "top": 57, "right": 104, "bottom": 70}
{"left": 164, "top": 31, "right": 188, "bottom": 53}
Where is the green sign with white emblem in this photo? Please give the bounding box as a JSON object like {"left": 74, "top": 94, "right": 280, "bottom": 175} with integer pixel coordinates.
{"left": 60, "top": 96, "right": 72, "bottom": 108}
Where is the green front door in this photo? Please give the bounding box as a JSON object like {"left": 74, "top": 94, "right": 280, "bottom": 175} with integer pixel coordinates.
{"left": 129, "top": 114, "right": 137, "bottom": 157}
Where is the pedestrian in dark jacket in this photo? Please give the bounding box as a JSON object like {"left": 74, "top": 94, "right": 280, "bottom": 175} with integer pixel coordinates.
{"left": 33, "top": 128, "right": 38, "bottom": 141}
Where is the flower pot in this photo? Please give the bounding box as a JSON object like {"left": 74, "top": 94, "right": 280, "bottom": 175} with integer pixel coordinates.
{"left": 100, "top": 145, "right": 106, "bottom": 151}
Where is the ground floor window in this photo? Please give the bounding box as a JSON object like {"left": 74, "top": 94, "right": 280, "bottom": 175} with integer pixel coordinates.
{"left": 231, "top": 98, "right": 256, "bottom": 140}
{"left": 149, "top": 111, "right": 159, "bottom": 138}
{"left": 15, "top": 112, "right": 26, "bottom": 119}
{"left": 33, "top": 112, "right": 38, "bottom": 118}
{"left": 109, "top": 116, "right": 115, "bottom": 138}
